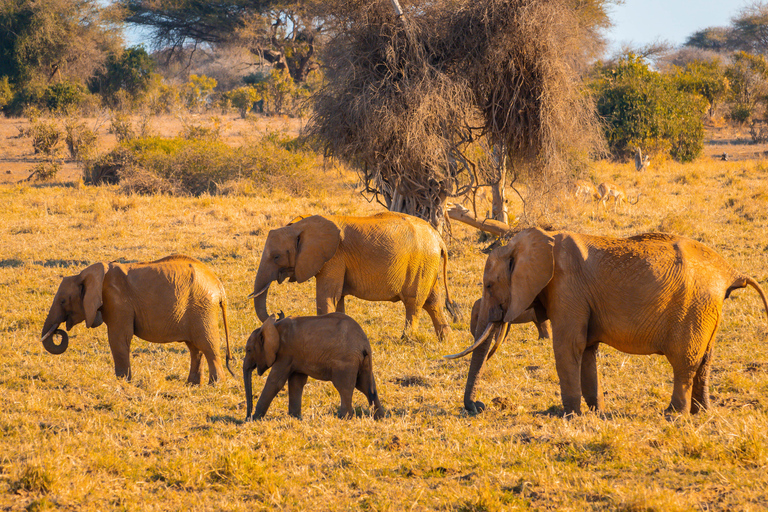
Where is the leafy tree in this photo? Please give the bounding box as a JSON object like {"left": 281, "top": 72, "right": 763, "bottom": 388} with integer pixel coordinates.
{"left": 119, "top": 0, "right": 325, "bottom": 83}
{"left": 672, "top": 59, "right": 730, "bottom": 117}
{"left": 89, "top": 47, "right": 156, "bottom": 105}
{"left": 685, "top": 27, "right": 734, "bottom": 51}
{"left": 725, "top": 51, "right": 768, "bottom": 122}
{"left": 731, "top": 2, "right": 768, "bottom": 55}
{"left": 0, "top": 0, "right": 121, "bottom": 85}
{"left": 592, "top": 54, "right": 707, "bottom": 162}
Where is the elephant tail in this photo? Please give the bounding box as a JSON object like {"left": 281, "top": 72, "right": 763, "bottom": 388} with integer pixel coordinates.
{"left": 360, "top": 349, "right": 384, "bottom": 419}
{"left": 727, "top": 275, "right": 768, "bottom": 322}
{"left": 441, "top": 244, "right": 462, "bottom": 323}
{"left": 220, "top": 296, "right": 234, "bottom": 378}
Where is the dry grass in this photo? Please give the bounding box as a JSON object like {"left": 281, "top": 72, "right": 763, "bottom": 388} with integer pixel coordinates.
{"left": 2, "top": 147, "right": 768, "bottom": 510}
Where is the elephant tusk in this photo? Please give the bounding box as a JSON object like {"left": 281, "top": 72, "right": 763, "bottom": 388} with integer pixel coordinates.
{"left": 487, "top": 322, "right": 510, "bottom": 360}
{"left": 443, "top": 323, "right": 496, "bottom": 359}
{"left": 247, "top": 284, "right": 270, "bottom": 300}
{"left": 40, "top": 324, "right": 59, "bottom": 343}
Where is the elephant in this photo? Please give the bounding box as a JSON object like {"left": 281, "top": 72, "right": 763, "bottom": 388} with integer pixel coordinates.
{"left": 41, "top": 255, "right": 233, "bottom": 384}
{"left": 446, "top": 228, "right": 768, "bottom": 415}
{"left": 250, "top": 212, "right": 460, "bottom": 340}
{"left": 243, "top": 312, "right": 384, "bottom": 420}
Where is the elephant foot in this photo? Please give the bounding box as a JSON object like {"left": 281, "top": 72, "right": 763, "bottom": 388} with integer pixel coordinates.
{"left": 464, "top": 400, "right": 486, "bottom": 416}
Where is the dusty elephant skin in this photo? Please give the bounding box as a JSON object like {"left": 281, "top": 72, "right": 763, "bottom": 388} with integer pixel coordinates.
{"left": 250, "top": 212, "right": 460, "bottom": 341}
{"left": 243, "top": 313, "right": 384, "bottom": 420}
{"left": 447, "top": 228, "right": 768, "bottom": 416}
{"left": 41, "top": 255, "right": 233, "bottom": 384}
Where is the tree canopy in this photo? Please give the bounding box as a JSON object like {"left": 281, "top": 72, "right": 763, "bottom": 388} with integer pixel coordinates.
{"left": 118, "top": 0, "right": 326, "bottom": 82}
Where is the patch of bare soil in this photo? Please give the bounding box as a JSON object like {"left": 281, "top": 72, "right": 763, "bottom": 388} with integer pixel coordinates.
{"left": 705, "top": 121, "right": 768, "bottom": 161}
{"left": 0, "top": 113, "right": 304, "bottom": 184}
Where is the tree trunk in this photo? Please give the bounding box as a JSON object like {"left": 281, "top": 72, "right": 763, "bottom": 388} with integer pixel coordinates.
{"left": 491, "top": 143, "right": 509, "bottom": 224}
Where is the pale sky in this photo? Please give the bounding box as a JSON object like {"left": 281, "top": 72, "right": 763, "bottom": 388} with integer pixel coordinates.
{"left": 606, "top": 0, "right": 752, "bottom": 51}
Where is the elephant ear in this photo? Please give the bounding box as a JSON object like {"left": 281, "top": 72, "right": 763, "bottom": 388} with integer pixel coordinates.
{"left": 503, "top": 228, "right": 555, "bottom": 324}
{"left": 79, "top": 262, "right": 107, "bottom": 328}
{"left": 294, "top": 216, "right": 341, "bottom": 283}
{"left": 261, "top": 315, "right": 280, "bottom": 368}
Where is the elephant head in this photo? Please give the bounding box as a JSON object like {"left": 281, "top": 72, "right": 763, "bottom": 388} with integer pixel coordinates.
{"left": 251, "top": 216, "right": 341, "bottom": 321}
{"left": 41, "top": 262, "right": 107, "bottom": 355}
{"left": 243, "top": 315, "right": 281, "bottom": 419}
{"left": 445, "top": 228, "right": 554, "bottom": 413}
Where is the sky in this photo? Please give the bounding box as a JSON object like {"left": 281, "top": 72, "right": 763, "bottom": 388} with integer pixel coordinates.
{"left": 606, "top": 0, "right": 752, "bottom": 52}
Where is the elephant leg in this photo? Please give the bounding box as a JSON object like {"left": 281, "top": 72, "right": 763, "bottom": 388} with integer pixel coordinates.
{"left": 253, "top": 365, "right": 290, "bottom": 419}
{"left": 332, "top": 369, "right": 357, "bottom": 419}
{"left": 356, "top": 371, "right": 383, "bottom": 419}
{"left": 336, "top": 295, "right": 346, "bottom": 314}
{"left": 202, "top": 346, "right": 225, "bottom": 385}
{"left": 288, "top": 373, "right": 308, "bottom": 418}
{"left": 107, "top": 325, "right": 133, "bottom": 381}
{"left": 691, "top": 349, "right": 712, "bottom": 414}
{"left": 315, "top": 275, "right": 343, "bottom": 315}
{"left": 552, "top": 324, "right": 587, "bottom": 415}
{"left": 580, "top": 344, "right": 603, "bottom": 412}
{"left": 185, "top": 341, "right": 203, "bottom": 385}
{"left": 667, "top": 366, "right": 695, "bottom": 414}
{"left": 402, "top": 298, "right": 421, "bottom": 338}
{"left": 535, "top": 319, "right": 552, "bottom": 340}
{"left": 423, "top": 290, "right": 450, "bottom": 341}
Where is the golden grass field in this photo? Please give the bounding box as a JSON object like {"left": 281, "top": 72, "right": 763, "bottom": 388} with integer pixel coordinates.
{"left": 2, "top": 114, "right": 768, "bottom": 511}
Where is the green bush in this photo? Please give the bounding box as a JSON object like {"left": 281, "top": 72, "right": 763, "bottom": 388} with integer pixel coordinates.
{"left": 0, "top": 76, "right": 12, "bottom": 108}
{"left": 591, "top": 54, "right": 707, "bottom": 163}
{"left": 224, "top": 86, "right": 261, "bottom": 118}
{"left": 90, "top": 47, "right": 155, "bottom": 106}
{"left": 43, "top": 81, "right": 85, "bottom": 112}
{"left": 87, "top": 132, "right": 323, "bottom": 196}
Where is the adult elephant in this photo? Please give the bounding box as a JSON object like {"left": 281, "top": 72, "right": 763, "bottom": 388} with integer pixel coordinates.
{"left": 446, "top": 228, "right": 768, "bottom": 416}
{"left": 250, "top": 212, "right": 460, "bottom": 340}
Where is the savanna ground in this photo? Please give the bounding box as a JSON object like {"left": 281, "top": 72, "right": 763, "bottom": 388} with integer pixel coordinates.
{"left": 2, "top": 113, "right": 768, "bottom": 511}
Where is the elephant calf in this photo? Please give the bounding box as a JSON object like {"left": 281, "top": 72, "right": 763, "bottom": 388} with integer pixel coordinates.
{"left": 41, "top": 255, "right": 232, "bottom": 384}
{"left": 243, "top": 313, "right": 384, "bottom": 420}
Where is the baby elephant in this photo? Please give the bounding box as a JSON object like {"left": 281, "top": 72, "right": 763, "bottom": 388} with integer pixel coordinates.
{"left": 243, "top": 313, "right": 384, "bottom": 420}
{"left": 41, "top": 255, "right": 232, "bottom": 384}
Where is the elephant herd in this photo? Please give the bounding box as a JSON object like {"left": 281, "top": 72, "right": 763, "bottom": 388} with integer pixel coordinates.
{"left": 41, "top": 211, "right": 768, "bottom": 419}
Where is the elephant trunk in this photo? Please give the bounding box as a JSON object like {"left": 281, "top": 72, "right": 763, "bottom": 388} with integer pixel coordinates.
{"left": 252, "top": 261, "right": 277, "bottom": 322}
{"left": 41, "top": 301, "right": 69, "bottom": 354}
{"left": 41, "top": 315, "right": 69, "bottom": 355}
{"left": 244, "top": 365, "right": 255, "bottom": 420}
{"left": 462, "top": 322, "right": 499, "bottom": 412}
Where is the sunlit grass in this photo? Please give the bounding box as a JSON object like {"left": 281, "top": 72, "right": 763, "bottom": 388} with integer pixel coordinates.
{"left": 1, "top": 154, "right": 768, "bottom": 510}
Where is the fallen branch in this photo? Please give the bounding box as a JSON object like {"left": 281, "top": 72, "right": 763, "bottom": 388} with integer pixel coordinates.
{"left": 446, "top": 203, "right": 513, "bottom": 237}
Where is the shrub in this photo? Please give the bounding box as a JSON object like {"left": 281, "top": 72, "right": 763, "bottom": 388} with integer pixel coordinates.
{"left": 27, "top": 161, "right": 61, "bottom": 181}
{"left": 184, "top": 74, "right": 217, "bottom": 111}
{"left": 90, "top": 47, "right": 156, "bottom": 106}
{"left": 64, "top": 119, "right": 98, "bottom": 160}
{"left": 43, "top": 81, "right": 85, "bottom": 112}
{"left": 591, "top": 54, "right": 707, "bottom": 163}
{"left": 0, "top": 76, "right": 12, "bottom": 108}
{"left": 30, "top": 119, "right": 62, "bottom": 155}
{"left": 224, "top": 86, "right": 261, "bottom": 118}
{"left": 109, "top": 113, "right": 136, "bottom": 143}
{"left": 86, "top": 131, "right": 324, "bottom": 196}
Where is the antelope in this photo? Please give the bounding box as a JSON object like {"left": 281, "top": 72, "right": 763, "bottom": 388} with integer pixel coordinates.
{"left": 598, "top": 181, "right": 640, "bottom": 211}
{"left": 573, "top": 180, "right": 601, "bottom": 202}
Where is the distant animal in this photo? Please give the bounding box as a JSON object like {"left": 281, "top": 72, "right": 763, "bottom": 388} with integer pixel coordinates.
{"left": 250, "top": 212, "right": 460, "bottom": 341}
{"left": 243, "top": 313, "right": 384, "bottom": 420}
{"left": 634, "top": 147, "right": 651, "bottom": 172}
{"left": 572, "top": 180, "right": 601, "bottom": 202}
{"left": 445, "top": 228, "right": 768, "bottom": 416}
{"left": 721, "top": 153, "right": 729, "bottom": 161}
{"left": 41, "top": 255, "right": 232, "bottom": 384}
{"left": 597, "top": 182, "right": 627, "bottom": 210}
